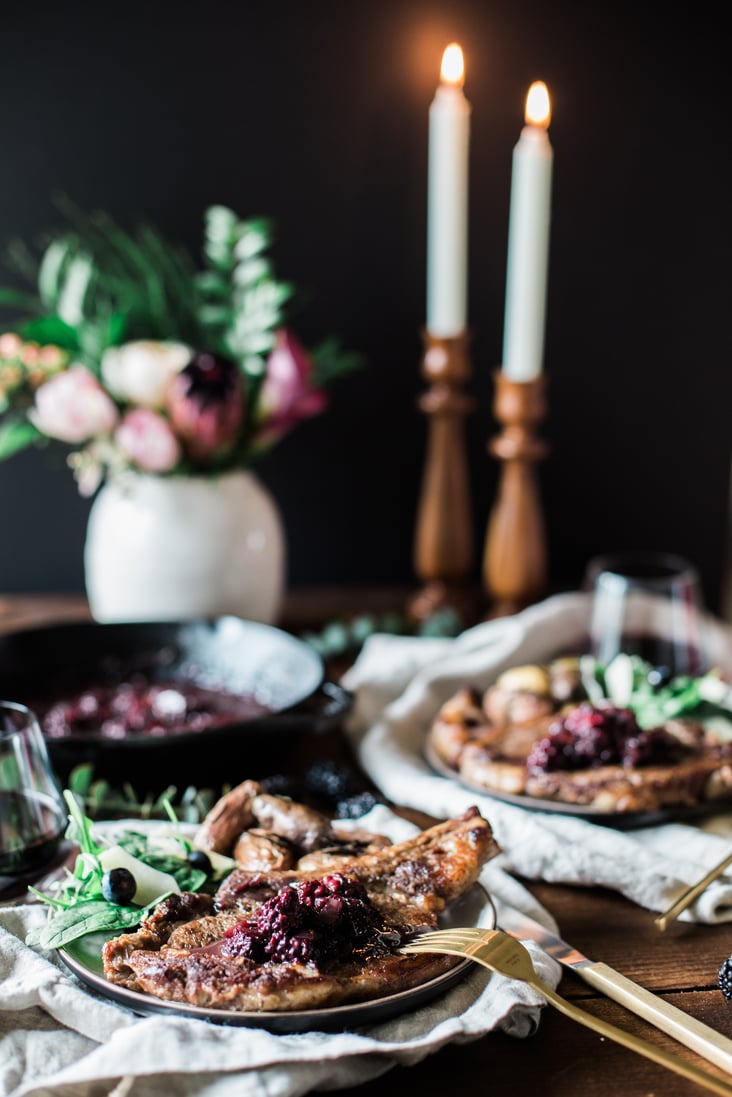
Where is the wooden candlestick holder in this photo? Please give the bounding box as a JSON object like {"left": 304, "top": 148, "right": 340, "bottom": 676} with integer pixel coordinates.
{"left": 483, "top": 371, "right": 549, "bottom": 617}
{"left": 409, "top": 329, "right": 477, "bottom": 625}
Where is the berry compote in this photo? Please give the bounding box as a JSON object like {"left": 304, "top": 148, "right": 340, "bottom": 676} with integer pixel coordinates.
{"left": 221, "top": 874, "right": 384, "bottom": 967}
{"left": 526, "top": 702, "right": 692, "bottom": 775}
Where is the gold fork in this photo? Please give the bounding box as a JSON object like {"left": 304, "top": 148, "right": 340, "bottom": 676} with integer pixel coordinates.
{"left": 655, "top": 848, "right": 732, "bottom": 931}
{"left": 401, "top": 928, "right": 732, "bottom": 1097}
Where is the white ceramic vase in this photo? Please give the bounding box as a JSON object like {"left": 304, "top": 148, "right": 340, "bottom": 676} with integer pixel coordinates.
{"left": 84, "top": 470, "right": 285, "bottom": 624}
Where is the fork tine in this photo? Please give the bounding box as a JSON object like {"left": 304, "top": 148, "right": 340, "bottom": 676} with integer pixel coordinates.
{"left": 402, "top": 944, "right": 467, "bottom": 957}
{"left": 407, "top": 929, "right": 485, "bottom": 945}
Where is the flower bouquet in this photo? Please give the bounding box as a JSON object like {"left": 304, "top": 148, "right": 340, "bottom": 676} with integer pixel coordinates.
{"left": 0, "top": 203, "right": 360, "bottom": 622}
{"left": 0, "top": 202, "right": 359, "bottom": 495}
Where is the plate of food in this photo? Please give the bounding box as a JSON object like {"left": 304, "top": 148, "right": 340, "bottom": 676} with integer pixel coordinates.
{"left": 425, "top": 653, "right": 732, "bottom": 829}
{"left": 29, "top": 783, "right": 499, "bottom": 1032}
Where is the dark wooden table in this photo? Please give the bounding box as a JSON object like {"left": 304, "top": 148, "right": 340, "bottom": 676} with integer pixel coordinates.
{"left": 3, "top": 590, "right": 732, "bottom": 1096}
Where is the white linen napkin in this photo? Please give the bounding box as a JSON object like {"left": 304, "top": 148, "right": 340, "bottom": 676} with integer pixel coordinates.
{"left": 343, "top": 592, "right": 732, "bottom": 924}
{"left": 0, "top": 807, "right": 559, "bottom": 1097}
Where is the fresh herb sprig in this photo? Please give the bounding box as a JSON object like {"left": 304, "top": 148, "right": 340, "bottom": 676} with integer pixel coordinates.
{"left": 25, "top": 789, "right": 229, "bottom": 951}
{"left": 67, "top": 763, "right": 222, "bottom": 823}
{"left": 581, "top": 653, "right": 732, "bottom": 731}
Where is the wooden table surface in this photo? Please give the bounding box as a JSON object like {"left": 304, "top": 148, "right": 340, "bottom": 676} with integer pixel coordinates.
{"left": 4, "top": 590, "right": 732, "bottom": 1097}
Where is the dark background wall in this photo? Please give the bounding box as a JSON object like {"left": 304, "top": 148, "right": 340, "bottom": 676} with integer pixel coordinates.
{"left": 1, "top": 0, "right": 730, "bottom": 610}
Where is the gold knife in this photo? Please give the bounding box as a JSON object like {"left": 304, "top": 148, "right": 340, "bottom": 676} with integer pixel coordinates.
{"left": 499, "top": 903, "right": 732, "bottom": 1076}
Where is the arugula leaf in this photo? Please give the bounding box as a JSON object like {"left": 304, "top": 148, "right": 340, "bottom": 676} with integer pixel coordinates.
{"left": 587, "top": 654, "right": 732, "bottom": 732}
{"left": 25, "top": 790, "right": 228, "bottom": 951}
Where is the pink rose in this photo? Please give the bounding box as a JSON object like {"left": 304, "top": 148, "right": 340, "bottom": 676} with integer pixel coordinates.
{"left": 29, "top": 365, "right": 118, "bottom": 443}
{"left": 254, "top": 329, "right": 327, "bottom": 447}
{"left": 115, "top": 408, "right": 181, "bottom": 472}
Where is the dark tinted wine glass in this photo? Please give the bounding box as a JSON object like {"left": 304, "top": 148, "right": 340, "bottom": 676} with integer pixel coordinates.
{"left": 0, "top": 701, "right": 67, "bottom": 877}
{"left": 585, "top": 551, "right": 707, "bottom": 678}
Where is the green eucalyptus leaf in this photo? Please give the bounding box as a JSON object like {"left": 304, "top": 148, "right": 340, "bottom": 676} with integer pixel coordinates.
{"left": 4, "top": 238, "right": 39, "bottom": 284}
{"left": 312, "top": 336, "right": 364, "bottom": 384}
{"left": 21, "top": 315, "right": 79, "bottom": 350}
{"left": 232, "top": 257, "right": 271, "bottom": 287}
{"left": 56, "top": 254, "right": 95, "bottom": 327}
{"left": 233, "top": 230, "right": 270, "bottom": 262}
{"left": 0, "top": 419, "right": 43, "bottom": 459}
{"left": 0, "top": 287, "right": 43, "bottom": 312}
{"left": 106, "top": 311, "right": 127, "bottom": 347}
{"left": 195, "top": 271, "right": 231, "bottom": 296}
{"left": 37, "top": 238, "right": 74, "bottom": 309}
{"left": 198, "top": 304, "right": 234, "bottom": 327}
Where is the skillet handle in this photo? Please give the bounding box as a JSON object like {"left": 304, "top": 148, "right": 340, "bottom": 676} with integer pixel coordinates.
{"left": 266, "top": 680, "right": 354, "bottom": 734}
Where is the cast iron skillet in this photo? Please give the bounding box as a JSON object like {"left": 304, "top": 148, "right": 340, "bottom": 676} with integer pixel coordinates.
{"left": 0, "top": 616, "right": 352, "bottom": 791}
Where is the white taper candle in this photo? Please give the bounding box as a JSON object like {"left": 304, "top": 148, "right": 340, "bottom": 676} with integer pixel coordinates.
{"left": 502, "top": 81, "right": 554, "bottom": 381}
{"left": 426, "top": 44, "right": 471, "bottom": 337}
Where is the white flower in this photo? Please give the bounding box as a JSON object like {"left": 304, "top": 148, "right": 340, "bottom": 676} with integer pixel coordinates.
{"left": 29, "top": 365, "right": 118, "bottom": 443}
{"left": 101, "top": 340, "right": 192, "bottom": 409}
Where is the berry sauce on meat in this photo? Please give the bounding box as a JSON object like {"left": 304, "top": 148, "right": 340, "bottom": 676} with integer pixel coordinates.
{"left": 526, "top": 703, "right": 693, "bottom": 775}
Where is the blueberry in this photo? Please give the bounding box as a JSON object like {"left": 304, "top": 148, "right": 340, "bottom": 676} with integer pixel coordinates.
{"left": 187, "top": 849, "right": 212, "bottom": 873}
{"left": 305, "top": 760, "right": 361, "bottom": 803}
{"left": 101, "top": 867, "right": 136, "bottom": 904}
{"left": 335, "top": 791, "right": 381, "bottom": 819}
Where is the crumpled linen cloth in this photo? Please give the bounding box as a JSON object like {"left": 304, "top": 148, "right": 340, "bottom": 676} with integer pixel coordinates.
{"left": 0, "top": 807, "right": 559, "bottom": 1097}
{"left": 343, "top": 591, "right": 732, "bottom": 924}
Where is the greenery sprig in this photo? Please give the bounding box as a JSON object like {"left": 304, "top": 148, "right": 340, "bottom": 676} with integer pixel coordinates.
{"left": 0, "top": 200, "right": 361, "bottom": 489}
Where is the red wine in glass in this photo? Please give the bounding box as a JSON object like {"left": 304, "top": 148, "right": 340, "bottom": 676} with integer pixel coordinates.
{"left": 0, "top": 789, "right": 65, "bottom": 874}
{"left": 0, "top": 702, "right": 66, "bottom": 879}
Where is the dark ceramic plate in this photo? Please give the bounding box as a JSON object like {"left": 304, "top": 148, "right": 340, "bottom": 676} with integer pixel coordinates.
{"left": 0, "top": 617, "right": 351, "bottom": 788}
{"left": 59, "top": 882, "right": 496, "bottom": 1033}
{"left": 424, "top": 741, "right": 732, "bottom": 831}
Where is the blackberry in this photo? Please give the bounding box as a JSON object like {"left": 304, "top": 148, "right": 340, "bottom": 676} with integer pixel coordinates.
{"left": 526, "top": 702, "right": 690, "bottom": 776}
{"left": 304, "top": 760, "right": 361, "bottom": 804}
{"left": 621, "top": 725, "right": 686, "bottom": 767}
{"left": 260, "top": 773, "right": 302, "bottom": 800}
{"left": 222, "top": 873, "right": 380, "bottom": 967}
{"left": 335, "top": 790, "right": 382, "bottom": 819}
{"left": 719, "top": 956, "right": 732, "bottom": 1000}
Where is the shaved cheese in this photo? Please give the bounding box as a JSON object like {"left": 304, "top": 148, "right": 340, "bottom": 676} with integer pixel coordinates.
{"left": 99, "top": 845, "right": 180, "bottom": 907}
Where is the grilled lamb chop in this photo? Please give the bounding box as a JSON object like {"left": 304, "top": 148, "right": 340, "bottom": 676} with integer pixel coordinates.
{"left": 102, "top": 807, "right": 498, "bottom": 1010}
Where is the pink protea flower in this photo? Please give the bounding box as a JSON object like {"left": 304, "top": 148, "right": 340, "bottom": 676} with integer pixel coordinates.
{"left": 115, "top": 408, "right": 181, "bottom": 472}
{"left": 254, "top": 328, "right": 327, "bottom": 447}
{"left": 166, "top": 350, "right": 245, "bottom": 463}
{"left": 29, "top": 365, "right": 119, "bottom": 443}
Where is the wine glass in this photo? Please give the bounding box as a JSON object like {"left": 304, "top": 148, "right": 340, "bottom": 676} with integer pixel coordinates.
{"left": 584, "top": 551, "right": 707, "bottom": 678}
{"left": 0, "top": 701, "right": 67, "bottom": 877}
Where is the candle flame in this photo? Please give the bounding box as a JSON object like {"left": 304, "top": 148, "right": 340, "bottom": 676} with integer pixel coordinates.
{"left": 440, "top": 43, "right": 465, "bottom": 87}
{"left": 525, "top": 81, "right": 551, "bottom": 127}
